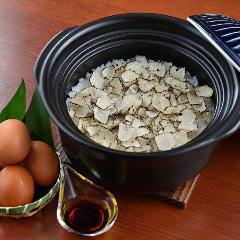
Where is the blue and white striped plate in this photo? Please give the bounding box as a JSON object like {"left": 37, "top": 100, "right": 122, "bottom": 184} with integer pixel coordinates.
{"left": 187, "top": 14, "right": 240, "bottom": 73}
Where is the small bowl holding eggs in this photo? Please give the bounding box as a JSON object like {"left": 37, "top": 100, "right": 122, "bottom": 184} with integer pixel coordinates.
{"left": 0, "top": 83, "right": 60, "bottom": 217}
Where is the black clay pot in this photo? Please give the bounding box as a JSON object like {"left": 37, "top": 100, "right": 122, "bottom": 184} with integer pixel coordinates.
{"left": 34, "top": 13, "right": 240, "bottom": 193}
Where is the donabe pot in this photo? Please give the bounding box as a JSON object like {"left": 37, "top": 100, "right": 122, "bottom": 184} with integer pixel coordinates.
{"left": 34, "top": 14, "right": 240, "bottom": 193}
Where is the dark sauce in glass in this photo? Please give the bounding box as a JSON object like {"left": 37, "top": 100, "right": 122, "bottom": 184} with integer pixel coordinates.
{"left": 64, "top": 198, "right": 109, "bottom": 233}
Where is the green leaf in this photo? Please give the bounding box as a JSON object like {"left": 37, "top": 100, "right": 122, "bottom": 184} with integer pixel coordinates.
{"left": 23, "top": 89, "right": 54, "bottom": 148}
{"left": 0, "top": 79, "right": 26, "bottom": 122}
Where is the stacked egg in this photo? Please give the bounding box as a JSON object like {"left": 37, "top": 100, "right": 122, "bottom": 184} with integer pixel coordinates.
{"left": 0, "top": 119, "right": 59, "bottom": 207}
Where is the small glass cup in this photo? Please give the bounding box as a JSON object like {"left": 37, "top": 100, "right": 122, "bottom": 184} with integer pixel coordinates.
{"left": 56, "top": 163, "right": 118, "bottom": 237}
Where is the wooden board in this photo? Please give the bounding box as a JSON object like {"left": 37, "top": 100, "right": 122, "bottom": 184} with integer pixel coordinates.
{"left": 152, "top": 175, "right": 199, "bottom": 208}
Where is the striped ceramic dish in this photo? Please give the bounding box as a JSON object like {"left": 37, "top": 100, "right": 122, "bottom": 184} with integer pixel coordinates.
{"left": 187, "top": 14, "right": 240, "bottom": 72}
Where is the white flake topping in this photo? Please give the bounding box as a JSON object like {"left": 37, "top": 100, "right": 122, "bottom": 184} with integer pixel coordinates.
{"left": 67, "top": 56, "right": 214, "bottom": 152}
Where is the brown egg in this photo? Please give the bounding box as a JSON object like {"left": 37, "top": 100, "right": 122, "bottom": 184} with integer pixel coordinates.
{"left": 0, "top": 119, "right": 31, "bottom": 165}
{"left": 0, "top": 165, "right": 34, "bottom": 207}
{"left": 23, "top": 141, "right": 59, "bottom": 186}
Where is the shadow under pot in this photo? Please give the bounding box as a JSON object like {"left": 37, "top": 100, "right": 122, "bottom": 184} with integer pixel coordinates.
{"left": 34, "top": 13, "right": 240, "bottom": 193}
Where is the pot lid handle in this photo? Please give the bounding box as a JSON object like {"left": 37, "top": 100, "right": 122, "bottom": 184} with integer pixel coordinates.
{"left": 187, "top": 14, "right": 240, "bottom": 73}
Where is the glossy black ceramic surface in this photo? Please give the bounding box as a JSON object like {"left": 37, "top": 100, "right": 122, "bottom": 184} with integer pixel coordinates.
{"left": 34, "top": 14, "right": 240, "bottom": 192}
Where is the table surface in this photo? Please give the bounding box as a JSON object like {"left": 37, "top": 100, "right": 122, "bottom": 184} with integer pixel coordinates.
{"left": 0, "top": 1, "right": 240, "bottom": 239}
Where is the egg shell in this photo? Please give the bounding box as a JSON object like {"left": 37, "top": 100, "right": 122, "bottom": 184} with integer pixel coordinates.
{"left": 0, "top": 119, "right": 31, "bottom": 165}
{"left": 23, "top": 141, "right": 59, "bottom": 186}
{"left": 0, "top": 165, "right": 35, "bottom": 207}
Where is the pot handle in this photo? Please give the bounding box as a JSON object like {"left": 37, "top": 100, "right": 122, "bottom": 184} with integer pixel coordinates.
{"left": 220, "top": 117, "right": 240, "bottom": 140}
{"left": 33, "top": 26, "right": 78, "bottom": 85}
{"left": 217, "top": 72, "right": 240, "bottom": 141}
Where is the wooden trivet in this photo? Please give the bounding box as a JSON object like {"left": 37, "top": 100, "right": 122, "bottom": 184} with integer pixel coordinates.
{"left": 56, "top": 141, "right": 198, "bottom": 209}
{"left": 152, "top": 175, "right": 199, "bottom": 208}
